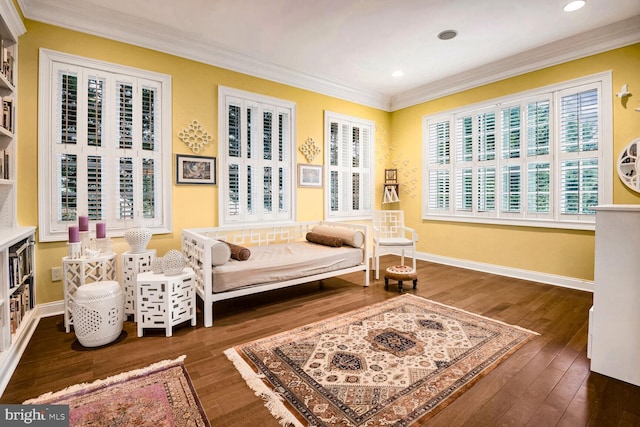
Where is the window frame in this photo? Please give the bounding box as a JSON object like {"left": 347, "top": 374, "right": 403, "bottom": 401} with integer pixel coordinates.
{"left": 324, "top": 111, "right": 375, "bottom": 221}
{"left": 218, "top": 86, "right": 296, "bottom": 227}
{"left": 38, "top": 49, "right": 173, "bottom": 242}
{"left": 422, "top": 72, "right": 613, "bottom": 231}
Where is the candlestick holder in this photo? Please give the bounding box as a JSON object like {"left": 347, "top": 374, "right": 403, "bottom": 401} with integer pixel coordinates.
{"left": 68, "top": 242, "right": 82, "bottom": 259}
{"left": 79, "top": 230, "right": 90, "bottom": 253}
{"left": 94, "top": 237, "right": 112, "bottom": 254}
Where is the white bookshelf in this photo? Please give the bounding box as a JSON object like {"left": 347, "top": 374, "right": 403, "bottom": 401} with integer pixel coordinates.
{"left": 0, "top": 0, "right": 32, "bottom": 396}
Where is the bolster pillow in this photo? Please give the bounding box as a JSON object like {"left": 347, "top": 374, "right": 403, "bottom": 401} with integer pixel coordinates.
{"left": 210, "top": 240, "right": 231, "bottom": 266}
{"left": 224, "top": 241, "right": 251, "bottom": 261}
{"left": 311, "top": 225, "right": 364, "bottom": 248}
{"left": 306, "top": 232, "right": 343, "bottom": 247}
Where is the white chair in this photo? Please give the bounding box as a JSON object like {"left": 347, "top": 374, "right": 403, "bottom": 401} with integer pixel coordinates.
{"left": 372, "top": 210, "right": 418, "bottom": 279}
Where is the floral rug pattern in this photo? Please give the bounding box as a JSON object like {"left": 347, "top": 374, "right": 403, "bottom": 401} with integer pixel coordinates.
{"left": 25, "top": 356, "right": 209, "bottom": 427}
{"left": 226, "top": 294, "right": 537, "bottom": 427}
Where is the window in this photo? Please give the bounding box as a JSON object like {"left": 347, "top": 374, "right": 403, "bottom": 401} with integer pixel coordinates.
{"left": 218, "top": 86, "right": 295, "bottom": 225}
{"left": 324, "top": 111, "right": 374, "bottom": 219}
{"left": 38, "top": 49, "right": 172, "bottom": 242}
{"left": 422, "top": 72, "right": 612, "bottom": 230}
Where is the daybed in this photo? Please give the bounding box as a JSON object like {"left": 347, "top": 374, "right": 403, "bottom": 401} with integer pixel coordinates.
{"left": 182, "top": 221, "right": 369, "bottom": 326}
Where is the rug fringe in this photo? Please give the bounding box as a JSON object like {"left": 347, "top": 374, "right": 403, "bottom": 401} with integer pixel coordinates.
{"left": 24, "top": 355, "right": 188, "bottom": 404}
{"left": 224, "top": 348, "right": 304, "bottom": 427}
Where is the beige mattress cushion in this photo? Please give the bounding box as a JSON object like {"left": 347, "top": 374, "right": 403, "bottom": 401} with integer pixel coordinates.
{"left": 211, "top": 241, "right": 362, "bottom": 293}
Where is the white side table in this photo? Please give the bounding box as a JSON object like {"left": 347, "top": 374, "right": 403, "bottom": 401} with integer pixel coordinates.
{"left": 121, "top": 249, "right": 156, "bottom": 321}
{"left": 136, "top": 268, "right": 196, "bottom": 337}
{"left": 63, "top": 253, "right": 118, "bottom": 333}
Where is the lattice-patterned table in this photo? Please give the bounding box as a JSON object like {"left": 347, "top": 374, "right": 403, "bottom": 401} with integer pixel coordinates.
{"left": 121, "top": 250, "right": 156, "bottom": 321}
{"left": 63, "top": 253, "right": 118, "bottom": 333}
{"left": 136, "top": 268, "right": 196, "bottom": 337}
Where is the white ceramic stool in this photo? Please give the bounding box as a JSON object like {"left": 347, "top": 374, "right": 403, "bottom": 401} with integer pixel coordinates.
{"left": 72, "top": 280, "right": 124, "bottom": 347}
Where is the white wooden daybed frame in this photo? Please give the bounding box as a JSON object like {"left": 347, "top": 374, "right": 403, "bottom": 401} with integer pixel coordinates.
{"left": 182, "top": 221, "right": 369, "bottom": 327}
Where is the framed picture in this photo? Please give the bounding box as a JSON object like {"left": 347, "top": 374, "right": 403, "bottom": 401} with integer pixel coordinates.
{"left": 176, "top": 154, "right": 216, "bottom": 185}
{"left": 298, "top": 164, "right": 323, "bottom": 188}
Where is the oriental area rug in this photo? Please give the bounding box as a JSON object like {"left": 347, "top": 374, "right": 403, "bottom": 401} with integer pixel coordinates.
{"left": 24, "top": 355, "right": 209, "bottom": 427}
{"left": 225, "top": 294, "right": 538, "bottom": 427}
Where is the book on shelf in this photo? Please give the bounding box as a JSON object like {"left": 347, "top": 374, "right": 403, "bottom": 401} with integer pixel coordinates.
{"left": 2, "top": 97, "right": 13, "bottom": 133}
{"left": 0, "top": 36, "right": 14, "bottom": 86}
{"left": 9, "top": 240, "right": 32, "bottom": 289}
{"left": 1, "top": 149, "right": 8, "bottom": 179}
{"left": 9, "top": 286, "right": 30, "bottom": 334}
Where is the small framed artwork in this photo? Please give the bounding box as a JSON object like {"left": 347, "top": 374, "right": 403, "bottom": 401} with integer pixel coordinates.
{"left": 298, "top": 164, "right": 323, "bottom": 188}
{"left": 176, "top": 154, "right": 216, "bottom": 185}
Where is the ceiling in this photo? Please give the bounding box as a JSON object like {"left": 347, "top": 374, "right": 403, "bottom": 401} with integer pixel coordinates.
{"left": 17, "top": 0, "right": 640, "bottom": 111}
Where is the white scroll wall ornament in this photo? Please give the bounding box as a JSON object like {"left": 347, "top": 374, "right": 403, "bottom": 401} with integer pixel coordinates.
{"left": 300, "top": 137, "right": 321, "bottom": 163}
{"left": 179, "top": 120, "right": 213, "bottom": 153}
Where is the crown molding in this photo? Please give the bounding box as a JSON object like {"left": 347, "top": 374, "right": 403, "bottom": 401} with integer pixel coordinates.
{"left": 0, "top": 0, "right": 26, "bottom": 40}
{"left": 18, "top": 0, "right": 392, "bottom": 110}
{"left": 390, "top": 15, "right": 640, "bottom": 111}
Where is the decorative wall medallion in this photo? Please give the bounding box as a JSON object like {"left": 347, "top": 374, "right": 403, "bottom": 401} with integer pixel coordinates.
{"left": 300, "top": 137, "right": 321, "bottom": 162}
{"left": 178, "top": 120, "right": 213, "bottom": 153}
{"left": 618, "top": 137, "right": 640, "bottom": 193}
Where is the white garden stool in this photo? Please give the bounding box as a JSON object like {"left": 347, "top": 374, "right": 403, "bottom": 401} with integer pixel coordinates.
{"left": 72, "top": 280, "right": 124, "bottom": 347}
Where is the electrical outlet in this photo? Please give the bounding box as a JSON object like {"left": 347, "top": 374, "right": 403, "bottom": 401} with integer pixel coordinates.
{"left": 51, "top": 267, "right": 62, "bottom": 282}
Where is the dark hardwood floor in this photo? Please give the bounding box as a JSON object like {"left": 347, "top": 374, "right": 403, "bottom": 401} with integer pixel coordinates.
{"left": 2, "top": 258, "right": 639, "bottom": 426}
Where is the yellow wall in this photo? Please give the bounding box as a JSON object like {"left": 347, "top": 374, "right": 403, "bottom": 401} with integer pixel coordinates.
{"left": 390, "top": 43, "right": 640, "bottom": 281}
{"left": 15, "top": 17, "right": 640, "bottom": 305}
{"left": 16, "top": 20, "right": 390, "bottom": 304}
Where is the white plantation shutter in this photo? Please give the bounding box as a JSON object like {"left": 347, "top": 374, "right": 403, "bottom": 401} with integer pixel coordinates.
{"left": 425, "top": 119, "right": 451, "bottom": 214}
{"left": 500, "top": 104, "right": 522, "bottom": 214}
{"left": 477, "top": 111, "right": 496, "bottom": 162}
{"left": 477, "top": 166, "right": 496, "bottom": 213}
{"left": 527, "top": 162, "right": 551, "bottom": 214}
{"left": 429, "top": 170, "right": 450, "bottom": 210}
{"left": 340, "top": 123, "right": 350, "bottom": 213}
{"left": 429, "top": 121, "right": 450, "bottom": 165}
{"left": 527, "top": 100, "right": 550, "bottom": 156}
{"left": 456, "top": 116, "right": 473, "bottom": 163}
{"left": 455, "top": 168, "right": 473, "bottom": 212}
{"left": 501, "top": 106, "right": 521, "bottom": 159}
{"left": 422, "top": 73, "right": 610, "bottom": 229}
{"left": 219, "top": 87, "right": 295, "bottom": 225}
{"left": 40, "top": 50, "right": 172, "bottom": 241}
{"left": 558, "top": 85, "right": 600, "bottom": 217}
{"left": 501, "top": 165, "right": 520, "bottom": 213}
{"left": 324, "top": 111, "right": 374, "bottom": 219}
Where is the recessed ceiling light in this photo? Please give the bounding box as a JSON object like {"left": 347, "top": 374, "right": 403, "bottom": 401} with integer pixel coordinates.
{"left": 563, "top": 0, "right": 585, "bottom": 12}
{"left": 438, "top": 30, "right": 458, "bottom": 41}
{"left": 392, "top": 70, "right": 404, "bottom": 78}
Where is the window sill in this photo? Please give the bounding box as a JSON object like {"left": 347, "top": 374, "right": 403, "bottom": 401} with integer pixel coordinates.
{"left": 421, "top": 214, "right": 595, "bottom": 231}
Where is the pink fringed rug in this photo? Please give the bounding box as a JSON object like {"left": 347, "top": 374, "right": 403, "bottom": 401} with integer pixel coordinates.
{"left": 24, "top": 356, "right": 209, "bottom": 427}
{"left": 226, "top": 294, "right": 538, "bottom": 427}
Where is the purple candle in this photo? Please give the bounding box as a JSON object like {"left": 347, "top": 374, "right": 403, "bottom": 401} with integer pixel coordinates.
{"left": 78, "top": 216, "right": 89, "bottom": 232}
{"left": 96, "top": 222, "right": 106, "bottom": 239}
{"left": 68, "top": 226, "right": 80, "bottom": 243}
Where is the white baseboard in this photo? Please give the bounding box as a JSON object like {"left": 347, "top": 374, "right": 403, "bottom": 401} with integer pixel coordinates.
{"left": 416, "top": 251, "right": 594, "bottom": 293}
{"left": 36, "top": 300, "right": 64, "bottom": 318}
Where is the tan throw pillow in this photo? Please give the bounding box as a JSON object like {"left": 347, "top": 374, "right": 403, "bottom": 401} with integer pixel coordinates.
{"left": 223, "top": 241, "right": 251, "bottom": 261}
{"left": 311, "top": 225, "right": 364, "bottom": 248}
{"left": 306, "top": 232, "right": 343, "bottom": 247}
{"left": 211, "top": 240, "right": 231, "bottom": 266}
